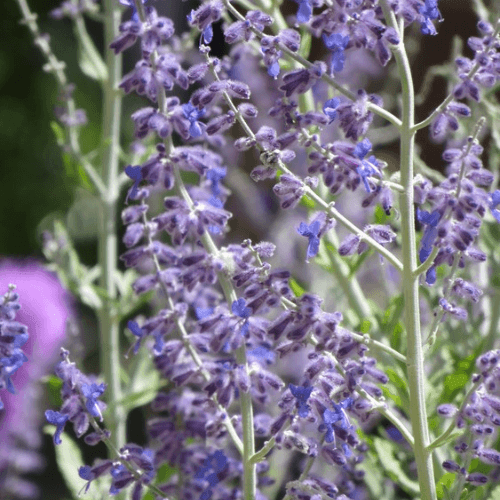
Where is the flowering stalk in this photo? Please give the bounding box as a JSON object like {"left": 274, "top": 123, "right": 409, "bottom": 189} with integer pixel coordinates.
{"left": 379, "top": 2, "right": 436, "bottom": 498}
{"left": 98, "top": 0, "right": 126, "bottom": 460}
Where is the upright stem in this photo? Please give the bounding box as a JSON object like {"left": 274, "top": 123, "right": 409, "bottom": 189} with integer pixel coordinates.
{"left": 99, "top": 0, "right": 125, "bottom": 454}
{"left": 380, "top": 2, "right": 436, "bottom": 498}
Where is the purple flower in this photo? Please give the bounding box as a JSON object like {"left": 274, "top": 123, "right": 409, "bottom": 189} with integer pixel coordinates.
{"left": 419, "top": 0, "right": 441, "bottom": 36}
{"left": 125, "top": 165, "right": 143, "bottom": 203}
{"left": 45, "top": 410, "right": 69, "bottom": 445}
{"left": 353, "top": 138, "right": 380, "bottom": 193}
{"left": 320, "top": 398, "right": 353, "bottom": 443}
{"left": 182, "top": 102, "right": 206, "bottom": 138}
{"left": 187, "top": 2, "right": 223, "bottom": 45}
{"left": 119, "top": 0, "right": 147, "bottom": 22}
{"left": 323, "top": 97, "right": 340, "bottom": 123}
{"left": 416, "top": 208, "right": 441, "bottom": 263}
{"left": 292, "top": 0, "right": 313, "bottom": 23}
{"left": 232, "top": 298, "right": 251, "bottom": 336}
{"left": 0, "top": 261, "right": 71, "bottom": 498}
{"left": 489, "top": 190, "right": 500, "bottom": 222}
{"left": 297, "top": 220, "right": 321, "bottom": 262}
{"left": 81, "top": 383, "right": 107, "bottom": 421}
{"left": 289, "top": 383, "right": 313, "bottom": 417}
{"left": 195, "top": 450, "right": 228, "bottom": 500}
{"left": 322, "top": 33, "right": 349, "bottom": 74}
{"left": 127, "top": 320, "right": 145, "bottom": 355}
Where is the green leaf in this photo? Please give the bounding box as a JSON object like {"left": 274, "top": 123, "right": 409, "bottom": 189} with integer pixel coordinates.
{"left": 373, "top": 437, "right": 420, "bottom": 496}
{"left": 43, "top": 426, "right": 85, "bottom": 499}
{"left": 436, "top": 473, "right": 456, "bottom": 499}
{"left": 300, "top": 194, "right": 315, "bottom": 209}
{"left": 289, "top": 277, "right": 306, "bottom": 297}
{"left": 383, "top": 367, "right": 409, "bottom": 408}
{"left": 74, "top": 18, "right": 108, "bottom": 81}
{"left": 45, "top": 375, "right": 63, "bottom": 407}
{"left": 486, "top": 484, "right": 500, "bottom": 499}
{"left": 360, "top": 319, "right": 371, "bottom": 334}
{"left": 112, "top": 346, "right": 164, "bottom": 413}
{"left": 50, "top": 121, "right": 66, "bottom": 145}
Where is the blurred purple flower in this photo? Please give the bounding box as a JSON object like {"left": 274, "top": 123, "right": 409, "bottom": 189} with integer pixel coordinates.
{"left": 0, "top": 260, "right": 73, "bottom": 499}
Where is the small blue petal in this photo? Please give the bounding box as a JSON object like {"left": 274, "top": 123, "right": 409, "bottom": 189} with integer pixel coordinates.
{"left": 296, "top": 1, "right": 312, "bottom": 23}
{"left": 203, "top": 24, "right": 213, "bottom": 44}
{"left": 232, "top": 298, "right": 251, "bottom": 319}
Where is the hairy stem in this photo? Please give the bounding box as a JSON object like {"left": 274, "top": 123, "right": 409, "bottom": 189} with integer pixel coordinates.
{"left": 99, "top": 0, "right": 125, "bottom": 461}
{"left": 380, "top": 2, "right": 436, "bottom": 498}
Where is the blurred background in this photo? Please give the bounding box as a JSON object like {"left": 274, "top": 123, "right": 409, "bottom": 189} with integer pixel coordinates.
{"left": 0, "top": 0, "right": 483, "bottom": 498}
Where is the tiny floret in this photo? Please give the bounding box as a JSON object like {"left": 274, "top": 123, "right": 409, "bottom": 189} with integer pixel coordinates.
{"left": 322, "top": 33, "right": 349, "bottom": 74}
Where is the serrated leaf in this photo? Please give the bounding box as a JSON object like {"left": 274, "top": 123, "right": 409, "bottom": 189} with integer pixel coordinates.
{"left": 43, "top": 426, "right": 86, "bottom": 499}
{"left": 373, "top": 437, "right": 420, "bottom": 495}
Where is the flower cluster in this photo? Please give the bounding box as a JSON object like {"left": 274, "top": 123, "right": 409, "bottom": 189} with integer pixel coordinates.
{"left": 414, "top": 137, "right": 499, "bottom": 286}
{"left": 45, "top": 349, "right": 107, "bottom": 446}
{"left": 17, "top": 0, "right": 500, "bottom": 498}
{"left": 437, "top": 350, "right": 500, "bottom": 486}
{"left": 0, "top": 285, "right": 29, "bottom": 412}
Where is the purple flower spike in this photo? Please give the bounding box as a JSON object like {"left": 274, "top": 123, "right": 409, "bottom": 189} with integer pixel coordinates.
{"left": 0, "top": 351, "right": 28, "bottom": 394}
{"left": 45, "top": 410, "right": 69, "bottom": 445}
{"left": 289, "top": 383, "right": 313, "bottom": 417}
{"left": 297, "top": 220, "right": 321, "bottom": 262}
{"left": 322, "top": 33, "right": 349, "bottom": 74}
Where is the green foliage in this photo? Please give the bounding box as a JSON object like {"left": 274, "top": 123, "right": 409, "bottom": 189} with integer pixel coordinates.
{"left": 115, "top": 344, "right": 164, "bottom": 413}
{"left": 289, "top": 277, "right": 306, "bottom": 297}
{"left": 436, "top": 473, "right": 456, "bottom": 499}
{"left": 372, "top": 437, "right": 420, "bottom": 496}
{"left": 43, "top": 426, "right": 85, "bottom": 500}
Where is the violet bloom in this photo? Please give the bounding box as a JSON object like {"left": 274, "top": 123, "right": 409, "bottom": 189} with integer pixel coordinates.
{"left": 419, "top": 0, "right": 441, "bottom": 36}
{"left": 182, "top": 102, "right": 206, "bottom": 138}
{"left": 489, "top": 190, "right": 500, "bottom": 222}
{"left": 0, "top": 260, "right": 72, "bottom": 498}
{"left": 297, "top": 220, "right": 321, "bottom": 262}
{"left": 125, "top": 165, "right": 143, "bottom": 203}
{"left": 119, "top": 0, "right": 147, "bottom": 21}
{"left": 289, "top": 383, "right": 313, "bottom": 417}
{"left": 322, "top": 33, "right": 349, "bottom": 74}
{"left": 353, "top": 138, "right": 380, "bottom": 193}
{"left": 292, "top": 0, "right": 313, "bottom": 24}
